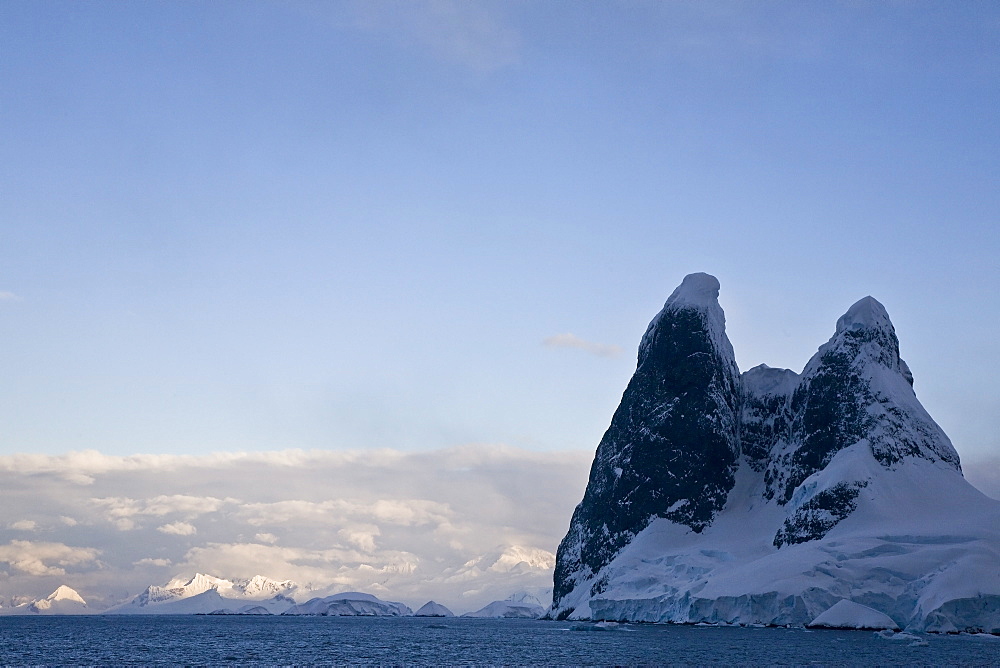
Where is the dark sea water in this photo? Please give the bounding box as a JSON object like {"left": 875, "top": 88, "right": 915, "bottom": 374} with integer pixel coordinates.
{"left": 0, "top": 616, "right": 997, "bottom": 666}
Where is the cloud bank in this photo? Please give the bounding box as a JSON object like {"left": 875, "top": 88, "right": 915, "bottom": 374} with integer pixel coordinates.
{"left": 0, "top": 446, "right": 590, "bottom": 612}
{"left": 6, "top": 444, "right": 991, "bottom": 612}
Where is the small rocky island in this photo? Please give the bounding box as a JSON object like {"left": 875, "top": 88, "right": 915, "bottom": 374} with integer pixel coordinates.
{"left": 553, "top": 273, "right": 1000, "bottom": 633}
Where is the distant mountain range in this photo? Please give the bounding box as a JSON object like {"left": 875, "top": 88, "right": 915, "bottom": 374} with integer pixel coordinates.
{"left": 1, "top": 571, "right": 550, "bottom": 619}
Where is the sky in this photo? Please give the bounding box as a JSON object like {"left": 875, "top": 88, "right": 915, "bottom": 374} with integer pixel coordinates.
{"left": 2, "top": 1, "right": 999, "bottom": 602}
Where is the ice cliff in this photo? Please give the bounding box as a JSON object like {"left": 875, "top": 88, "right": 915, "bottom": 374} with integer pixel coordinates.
{"left": 552, "top": 273, "right": 1000, "bottom": 633}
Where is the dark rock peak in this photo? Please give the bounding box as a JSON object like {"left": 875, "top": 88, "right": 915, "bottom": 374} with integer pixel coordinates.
{"left": 554, "top": 275, "right": 965, "bottom": 611}
{"left": 764, "top": 294, "right": 960, "bottom": 506}
{"left": 554, "top": 273, "right": 741, "bottom": 606}
{"left": 638, "top": 272, "right": 735, "bottom": 373}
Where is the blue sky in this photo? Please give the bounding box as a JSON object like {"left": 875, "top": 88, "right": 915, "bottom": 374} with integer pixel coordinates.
{"left": 2, "top": 1, "right": 998, "bottom": 472}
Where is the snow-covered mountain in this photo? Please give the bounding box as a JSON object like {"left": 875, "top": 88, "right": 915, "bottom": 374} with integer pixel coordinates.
{"left": 107, "top": 574, "right": 419, "bottom": 616}
{"left": 7, "top": 585, "right": 90, "bottom": 615}
{"left": 109, "top": 573, "right": 299, "bottom": 614}
{"left": 553, "top": 273, "right": 1000, "bottom": 633}
{"left": 283, "top": 591, "right": 412, "bottom": 616}
{"left": 459, "top": 545, "right": 555, "bottom": 574}
{"left": 462, "top": 600, "right": 545, "bottom": 618}
{"left": 414, "top": 600, "right": 455, "bottom": 617}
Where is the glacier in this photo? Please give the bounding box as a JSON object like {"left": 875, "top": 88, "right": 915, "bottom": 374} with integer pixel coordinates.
{"left": 552, "top": 273, "right": 1000, "bottom": 633}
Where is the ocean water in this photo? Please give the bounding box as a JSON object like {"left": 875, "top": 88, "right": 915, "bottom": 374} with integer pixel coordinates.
{"left": 1, "top": 616, "right": 997, "bottom": 665}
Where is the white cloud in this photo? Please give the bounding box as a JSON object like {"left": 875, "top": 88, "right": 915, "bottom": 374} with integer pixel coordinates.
{"left": 91, "top": 495, "right": 234, "bottom": 530}
{"left": 254, "top": 533, "right": 278, "bottom": 545}
{"left": 157, "top": 522, "right": 197, "bottom": 536}
{"left": 0, "top": 291, "right": 20, "bottom": 302}
{"left": 9, "top": 520, "right": 37, "bottom": 531}
{"left": 0, "top": 540, "right": 100, "bottom": 576}
{"left": 338, "top": 524, "right": 381, "bottom": 553}
{"left": 543, "top": 333, "right": 623, "bottom": 358}
{"left": 133, "top": 557, "right": 172, "bottom": 567}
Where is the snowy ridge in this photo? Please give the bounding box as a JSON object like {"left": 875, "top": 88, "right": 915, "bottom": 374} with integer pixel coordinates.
{"left": 109, "top": 573, "right": 302, "bottom": 614}
{"left": 552, "top": 274, "right": 1000, "bottom": 633}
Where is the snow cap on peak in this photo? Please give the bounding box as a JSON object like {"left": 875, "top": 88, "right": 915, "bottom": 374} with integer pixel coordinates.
{"left": 835, "top": 296, "right": 893, "bottom": 335}
{"left": 665, "top": 272, "right": 721, "bottom": 310}
{"left": 638, "top": 272, "right": 736, "bottom": 370}
{"left": 48, "top": 585, "right": 86, "bottom": 604}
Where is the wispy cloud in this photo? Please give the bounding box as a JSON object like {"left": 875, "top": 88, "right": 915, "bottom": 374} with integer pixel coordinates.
{"left": 133, "top": 557, "right": 172, "bottom": 568}
{"left": 543, "top": 333, "right": 623, "bottom": 358}
{"left": 0, "top": 291, "right": 21, "bottom": 302}
{"left": 344, "top": 0, "right": 520, "bottom": 72}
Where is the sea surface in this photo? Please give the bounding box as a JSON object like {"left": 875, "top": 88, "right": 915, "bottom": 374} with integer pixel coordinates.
{"left": 1, "top": 616, "right": 998, "bottom": 666}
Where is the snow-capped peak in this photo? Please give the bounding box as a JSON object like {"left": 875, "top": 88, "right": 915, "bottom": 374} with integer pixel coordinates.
{"left": 835, "top": 296, "right": 893, "bottom": 335}
{"left": 23, "top": 585, "right": 88, "bottom": 614}
{"left": 462, "top": 545, "right": 556, "bottom": 573}
{"left": 639, "top": 272, "right": 736, "bottom": 369}
{"left": 234, "top": 575, "right": 296, "bottom": 598}
{"left": 165, "top": 573, "right": 234, "bottom": 596}
{"left": 664, "top": 272, "right": 721, "bottom": 309}
{"left": 47, "top": 585, "right": 87, "bottom": 604}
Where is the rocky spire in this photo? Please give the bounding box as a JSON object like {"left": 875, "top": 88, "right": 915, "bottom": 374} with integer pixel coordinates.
{"left": 553, "top": 273, "right": 741, "bottom": 610}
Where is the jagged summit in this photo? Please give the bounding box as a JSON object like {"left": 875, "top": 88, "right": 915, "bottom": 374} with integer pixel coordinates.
{"left": 552, "top": 274, "right": 1000, "bottom": 632}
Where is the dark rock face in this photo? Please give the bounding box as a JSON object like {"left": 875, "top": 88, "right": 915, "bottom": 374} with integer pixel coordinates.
{"left": 764, "top": 297, "right": 961, "bottom": 507}
{"left": 553, "top": 274, "right": 741, "bottom": 607}
{"left": 773, "top": 481, "right": 867, "bottom": 547}
{"left": 741, "top": 365, "right": 797, "bottom": 473}
{"left": 553, "top": 278, "right": 964, "bottom": 612}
